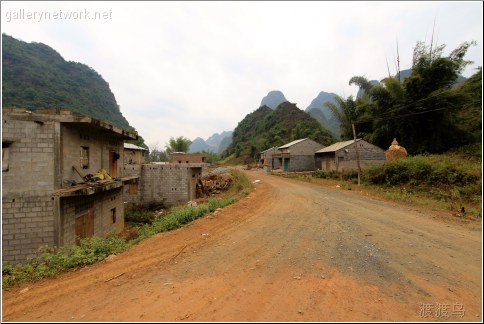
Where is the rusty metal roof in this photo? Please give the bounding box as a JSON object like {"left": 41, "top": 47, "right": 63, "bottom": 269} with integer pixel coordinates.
{"left": 315, "top": 139, "right": 362, "bottom": 153}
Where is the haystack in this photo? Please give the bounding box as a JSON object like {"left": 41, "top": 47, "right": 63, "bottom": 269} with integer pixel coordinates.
{"left": 385, "top": 138, "right": 408, "bottom": 161}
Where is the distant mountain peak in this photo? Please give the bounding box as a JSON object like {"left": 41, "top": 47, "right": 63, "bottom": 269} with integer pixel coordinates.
{"left": 260, "top": 90, "right": 288, "bottom": 109}
{"left": 304, "top": 91, "right": 340, "bottom": 138}
{"left": 189, "top": 131, "right": 233, "bottom": 153}
{"left": 305, "top": 91, "right": 337, "bottom": 114}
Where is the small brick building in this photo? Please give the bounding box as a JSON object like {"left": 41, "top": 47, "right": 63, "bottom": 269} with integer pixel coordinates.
{"left": 124, "top": 143, "right": 147, "bottom": 165}
{"left": 170, "top": 152, "right": 207, "bottom": 164}
{"left": 315, "top": 139, "right": 385, "bottom": 172}
{"left": 2, "top": 108, "right": 138, "bottom": 264}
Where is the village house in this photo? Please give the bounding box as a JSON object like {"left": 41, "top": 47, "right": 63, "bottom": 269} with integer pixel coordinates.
{"left": 272, "top": 138, "right": 325, "bottom": 172}
{"left": 170, "top": 152, "right": 207, "bottom": 164}
{"left": 2, "top": 108, "right": 139, "bottom": 264}
{"left": 259, "top": 147, "right": 281, "bottom": 173}
{"left": 315, "top": 139, "right": 385, "bottom": 172}
{"left": 124, "top": 143, "right": 147, "bottom": 165}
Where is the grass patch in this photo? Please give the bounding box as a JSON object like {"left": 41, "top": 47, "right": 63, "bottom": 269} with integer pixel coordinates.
{"left": 2, "top": 236, "right": 128, "bottom": 287}
{"left": 280, "top": 151, "right": 482, "bottom": 218}
{"left": 2, "top": 169, "right": 253, "bottom": 288}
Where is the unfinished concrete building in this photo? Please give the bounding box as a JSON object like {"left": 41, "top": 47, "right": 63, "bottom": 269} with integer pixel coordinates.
{"left": 170, "top": 152, "right": 207, "bottom": 164}
{"left": 2, "top": 108, "right": 138, "bottom": 264}
{"left": 124, "top": 163, "right": 205, "bottom": 209}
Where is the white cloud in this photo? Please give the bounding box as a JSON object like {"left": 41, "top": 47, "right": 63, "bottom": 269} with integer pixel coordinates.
{"left": 2, "top": 1, "right": 482, "bottom": 149}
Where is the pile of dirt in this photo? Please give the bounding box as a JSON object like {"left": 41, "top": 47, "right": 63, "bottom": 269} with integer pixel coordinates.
{"left": 199, "top": 172, "right": 235, "bottom": 196}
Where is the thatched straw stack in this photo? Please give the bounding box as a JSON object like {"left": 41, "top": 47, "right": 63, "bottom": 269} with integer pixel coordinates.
{"left": 385, "top": 138, "right": 408, "bottom": 161}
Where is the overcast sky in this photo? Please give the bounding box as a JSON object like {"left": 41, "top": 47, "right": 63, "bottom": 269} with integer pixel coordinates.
{"left": 2, "top": 1, "right": 482, "bottom": 150}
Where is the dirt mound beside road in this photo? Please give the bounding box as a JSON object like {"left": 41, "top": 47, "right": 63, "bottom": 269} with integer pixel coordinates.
{"left": 200, "top": 172, "right": 234, "bottom": 196}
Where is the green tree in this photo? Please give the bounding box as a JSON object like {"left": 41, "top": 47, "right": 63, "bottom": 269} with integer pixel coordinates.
{"left": 200, "top": 150, "right": 220, "bottom": 164}
{"left": 325, "top": 95, "right": 358, "bottom": 140}
{"left": 351, "top": 40, "right": 477, "bottom": 154}
{"left": 165, "top": 136, "right": 192, "bottom": 154}
{"left": 397, "top": 41, "right": 475, "bottom": 153}
{"left": 453, "top": 67, "right": 482, "bottom": 143}
{"left": 2, "top": 34, "right": 131, "bottom": 130}
{"left": 146, "top": 145, "right": 169, "bottom": 162}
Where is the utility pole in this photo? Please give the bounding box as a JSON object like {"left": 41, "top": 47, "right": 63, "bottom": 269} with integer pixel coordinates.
{"left": 352, "top": 122, "right": 361, "bottom": 186}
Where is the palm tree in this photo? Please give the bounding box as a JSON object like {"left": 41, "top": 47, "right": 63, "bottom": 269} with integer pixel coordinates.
{"left": 324, "top": 95, "right": 357, "bottom": 140}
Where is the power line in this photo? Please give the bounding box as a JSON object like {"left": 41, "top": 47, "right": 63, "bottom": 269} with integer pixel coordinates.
{"left": 360, "top": 88, "right": 460, "bottom": 120}
{"left": 354, "top": 106, "right": 454, "bottom": 124}
{"left": 354, "top": 90, "right": 480, "bottom": 124}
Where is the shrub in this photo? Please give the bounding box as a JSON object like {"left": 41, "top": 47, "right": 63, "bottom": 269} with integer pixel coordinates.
{"left": 367, "top": 156, "right": 478, "bottom": 186}
{"left": 312, "top": 170, "right": 337, "bottom": 179}
{"left": 342, "top": 170, "right": 358, "bottom": 181}
{"left": 125, "top": 209, "right": 157, "bottom": 224}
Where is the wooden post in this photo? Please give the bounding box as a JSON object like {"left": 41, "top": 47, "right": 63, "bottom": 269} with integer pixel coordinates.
{"left": 352, "top": 122, "right": 361, "bottom": 186}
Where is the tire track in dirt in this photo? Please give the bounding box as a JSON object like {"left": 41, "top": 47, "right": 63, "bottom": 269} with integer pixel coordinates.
{"left": 2, "top": 169, "right": 481, "bottom": 322}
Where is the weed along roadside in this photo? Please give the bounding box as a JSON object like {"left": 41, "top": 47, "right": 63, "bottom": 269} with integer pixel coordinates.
{"left": 2, "top": 169, "right": 253, "bottom": 288}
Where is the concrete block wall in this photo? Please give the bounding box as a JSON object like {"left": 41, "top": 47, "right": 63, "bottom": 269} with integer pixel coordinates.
{"left": 139, "top": 164, "right": 190, "bottom": 207}
{"left": 2, "top": 194, "right": 55, "bottom": 264}
{"left": 124, "top": 149, "right": 146, "bottom": 165}
{"left": 60, "top": 188, "right": 124, "bottom": 246}
{"left": 124, "top": 164, "right": 202, "bottom": 208}
{"left": 288, "top": 155, "right": 317, "bottom": 172}
{"left": 2, "top": 117, "right": 56, "bottom": 191}
{"left": 337, "top": 141, "right": 386, "bottom": 161}
{"left": 123, "top": 163, "right": 142, "bottom": 207}
{"left": 2, "top": 116, "right": 57, "bottom": 264}
{"left": 170, "top": 153, "right": 206, "bottom": 164}
{"left": 123, "top": 164, "right": 142, "bottom": 177}
{"left": 261, "top": 148, "right": 281, "bottom": 169}
{"left": 287, "top": 139, "right": 324, "bottom": 155}
{"left": 339, "top": 159, "right": 386, "bottom": 172}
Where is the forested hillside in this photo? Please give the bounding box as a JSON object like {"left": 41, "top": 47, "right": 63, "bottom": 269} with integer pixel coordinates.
{"left": 223, "top": 102, "right": 335, "bottom": 162}
{"left": 2, "top": 34, "right": 130, "bottom": 130}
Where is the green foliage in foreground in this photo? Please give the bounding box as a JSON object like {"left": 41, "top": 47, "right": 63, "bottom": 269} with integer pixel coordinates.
{"left": 2, "top": 170, "right": 252, "bottom": 287}
{"left": 313, "top": 147, "right": 480, "bottom": 187}
{"left": 310, "top": 149, "right": 481, "bottom": 216}
{"left": 2, "top": 236, "right": 129, "bottom": 287}
{"left": 364, "top": 155, "right": 479, "bottom": 186}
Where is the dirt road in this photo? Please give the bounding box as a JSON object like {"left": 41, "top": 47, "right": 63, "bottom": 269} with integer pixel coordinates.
{"left": 2, "top": 170, "right": 482, "bottom": 322}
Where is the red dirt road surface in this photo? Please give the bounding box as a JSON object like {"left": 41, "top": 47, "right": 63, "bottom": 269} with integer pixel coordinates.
{"left": 2, "top": 169, "right": 482, "bottom": 322}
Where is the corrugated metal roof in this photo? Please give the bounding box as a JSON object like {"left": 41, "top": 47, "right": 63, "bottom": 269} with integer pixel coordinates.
{"left": 278, "top": 138, "right": 308, "bottom": 149}
{"left": 124, "top": 143, "right": 148, "bottom": 151}
{"left": 315, "top": 139, "right": 361, "bottom": 153}
{"left": 260, "top": 147, "right": 277, "bottom": 153}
